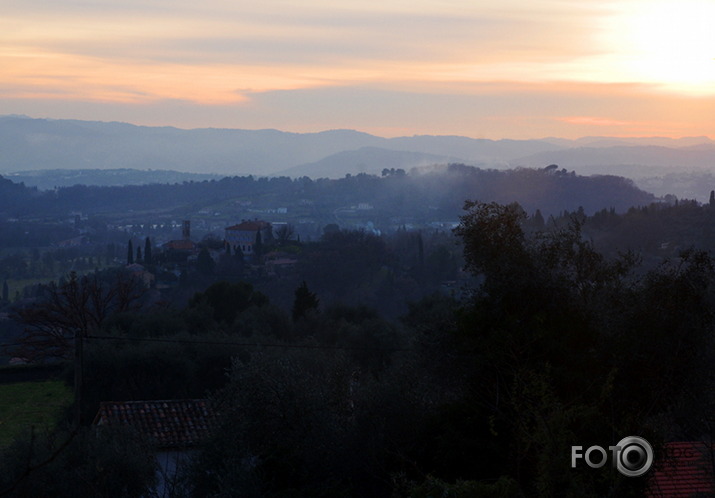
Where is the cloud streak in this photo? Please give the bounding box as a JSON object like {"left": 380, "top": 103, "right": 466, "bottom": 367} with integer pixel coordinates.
{"left": 1, "top": 0, "right": 714, "bottom": 138}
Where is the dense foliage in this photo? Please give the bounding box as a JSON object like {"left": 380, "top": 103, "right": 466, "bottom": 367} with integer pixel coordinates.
{"left": 3, "top": 190, "right": 715, "bottom": 495}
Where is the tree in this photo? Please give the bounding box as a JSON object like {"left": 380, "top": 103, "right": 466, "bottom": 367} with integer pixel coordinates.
{"left": 200, "top": 233, "right": 225, "bottom": 250}
{"left": 292, "top": 281, "right": 319, "bottom": 321}
{"left": 275, "top": 224, "right": 295, "bottom": 246}
{"left": 188, "top": 350, "right": 364, "bottom": 496}
{"left": 11, "top": 271, "right": 145, "bottom": 362}
{"left": 263, "top": 223, "right": 275, "bottom": 244}
{"left": 453, "top": 200, "right": 529, "bottom": 279}
{"left": 323, "top": 223, "right": 340, "bottom": 237}
{"left": 136, "top": 245, "right": 142, "bottom": 264}
{"left": 451, "top": 200, "right": 715, "bottom": 496}
{"left": 143, "top": 237, "right": 152, "bottom": 265}
{"left": 253, "top": 230, "right": 263, "bottom": 261}
{"left": 188, "top": 281, "right": 269, "bottom": 325}
{"left": 11, "top": 270, "right": 146, "bottom": 428}
{"left": 233, "top": 245, "right": 244, "bottom": 265}
{"left": 196, "top": 248, "right": 215, "bottom": 275}
{"left": 127, "top": 240, "right": 134, "bottom": 265}
{"left": 417, "top": 231, "right": 424, "bottom": 267}
{"left": 0, "top": 426, "right": 157, "bottom": 497}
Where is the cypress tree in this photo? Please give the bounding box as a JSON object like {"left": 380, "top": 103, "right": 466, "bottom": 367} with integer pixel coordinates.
{"left": 234, "top": 245, "right": 244, "bottom": 264}
{"left": 144, "top": 237, "right": 152, "bottom": 265}
{"left": 254, "top": 230, "right": 263, "bottom": 261}
{"left": 292, "top": 281, "right": 320, "bottom": 321}
{"left": 417, "top": 231, "right": 424, "bottom": 267}
{"left": 127, "top": 240, "right": 134, "bottom": 265}
{"left": 197, "top": 247, "right": 215, "bottom": 275}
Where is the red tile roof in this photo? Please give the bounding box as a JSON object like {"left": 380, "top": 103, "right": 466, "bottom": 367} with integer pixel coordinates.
{"left": 647, "top": 441, "right": 715, "bottom": 497}
{"left": 93, "top": 399, "right": 216, "bottom": 449}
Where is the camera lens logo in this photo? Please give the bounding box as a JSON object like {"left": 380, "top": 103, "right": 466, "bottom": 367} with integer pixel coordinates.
{"left": 615, "top": 436, "right": 653, "bottom": 477}
{"left": 571, "top": 436, "right": 654, "bottom": 477}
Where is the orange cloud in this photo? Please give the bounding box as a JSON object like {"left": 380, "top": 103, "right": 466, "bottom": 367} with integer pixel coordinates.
{"left": 1, "top": 1, "right": 714, "bottom": 139}
{"left": 0, "top": 49, "right": 343, "bottom": 104}
{"left": 559, "top": 116, "right": 632, "bottom": 127}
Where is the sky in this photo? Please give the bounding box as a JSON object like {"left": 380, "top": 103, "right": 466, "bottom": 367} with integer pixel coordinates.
{"left": 2, "top": 0, "right": 715, "bottom": 139}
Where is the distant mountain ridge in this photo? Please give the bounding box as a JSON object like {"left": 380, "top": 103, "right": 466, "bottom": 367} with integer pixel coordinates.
{"left": 1, "top": 116, "right": 714, "bottom": 180}
{"left": 515, "top": 145, "right": 715, "bottom": 178}
{"left": 277, "top": 147, "right": 463, "bottom": 177}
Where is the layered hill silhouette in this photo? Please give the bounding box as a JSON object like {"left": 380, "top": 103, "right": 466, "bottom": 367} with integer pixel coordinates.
{"left": 0, "top": 163, "right": 655, "bottom": 219}
{"left": 1, "top": 116, "right": 714, "bottom": 186}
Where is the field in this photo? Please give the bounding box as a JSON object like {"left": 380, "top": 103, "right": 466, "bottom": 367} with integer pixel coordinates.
{"left": 0, "top": 380, "right": 72, "bottom": 447}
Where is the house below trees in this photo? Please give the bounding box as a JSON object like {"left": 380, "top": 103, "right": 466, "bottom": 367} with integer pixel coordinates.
{"left": 224, "top": 219, "right": 272, "bottom": 257}
{"left": 93, "top": 399, "right": 216, "bottom": 496}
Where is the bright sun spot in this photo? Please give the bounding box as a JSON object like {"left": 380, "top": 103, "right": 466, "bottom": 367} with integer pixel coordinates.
{"left": 608, "top": 0, "right": 715, "bottom": 94}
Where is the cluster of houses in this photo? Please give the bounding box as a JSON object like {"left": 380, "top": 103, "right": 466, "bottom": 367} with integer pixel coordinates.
{"left": 160, "top": 219, "right": 271, "bottom": 261}
{"left": 125, "top": 219, "right": 297, "bottom": 287}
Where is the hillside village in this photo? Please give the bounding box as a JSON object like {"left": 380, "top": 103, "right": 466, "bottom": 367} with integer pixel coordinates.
{"left": 3, "top": 166, "right": 715, "bottom": 495}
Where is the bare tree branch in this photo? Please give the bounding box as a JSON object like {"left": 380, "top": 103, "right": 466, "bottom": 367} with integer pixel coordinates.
{"left": 7, "top": 271, "right": 145, "bottom": 362}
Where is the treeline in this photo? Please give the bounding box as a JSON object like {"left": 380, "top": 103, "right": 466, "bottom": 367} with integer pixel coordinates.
{"left": 8, "top": 168, "right": 219, "bottom": 190}
{"left": 0, "top": 164, "right": 654, "bottom": 218}
{"left": 578, "top": 199, "right": 715, "bottom": 262}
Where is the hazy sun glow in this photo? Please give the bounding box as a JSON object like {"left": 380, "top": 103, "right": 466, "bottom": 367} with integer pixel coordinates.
{"left": 606, "top": 0, "right": 715, "bottom": 94}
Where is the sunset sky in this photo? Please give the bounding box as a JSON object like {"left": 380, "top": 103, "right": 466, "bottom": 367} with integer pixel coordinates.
{"left": 2, "top": 0, "right": 715, "bottom": 139}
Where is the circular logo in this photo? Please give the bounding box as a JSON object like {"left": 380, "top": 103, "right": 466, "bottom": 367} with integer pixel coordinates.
{"left": 616, "top": 436, "right": 653, "bottom": 477}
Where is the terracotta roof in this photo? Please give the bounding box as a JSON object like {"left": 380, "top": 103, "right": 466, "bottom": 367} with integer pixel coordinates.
{"left": 226, "top": 220, "right": 270, "bottom": 232}
{"left": 93, "top": 399, "right": 216, "bottom": 449}
{"left": 647, "top": 441, "right": 715, "bottom": 497}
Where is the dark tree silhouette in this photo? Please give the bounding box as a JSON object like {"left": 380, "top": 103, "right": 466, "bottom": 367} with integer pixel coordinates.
{"left": 127, "top": 240, "right": 134, "bottom": 265}
{"left": 143, "top": 237, "right": 152, "bottom": 265}
{"left": 323, "top": 223, "right": 340, "bottom": 237}
{"left": 188, "top": 281, "right": 268, "bottom": 325}
{"left": 292, "top": 281, "right": 320, "bottom": 321}
{"left": 233, "top": 245, "right": 244, "bottom": 264}
{"left": 275, "top": 224, "right": 295, "bottom": 246}
{"left": 10, "top": 271, "right": 144, "bottom": 362}
{"left": 253, "top": 230, "right": 263, "bottom": 261}
{"left": 197, "top": 248, "right": 215, "bottom": 275}
{"left": 417, "top": 231, "right": 424, "bottom": 267}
